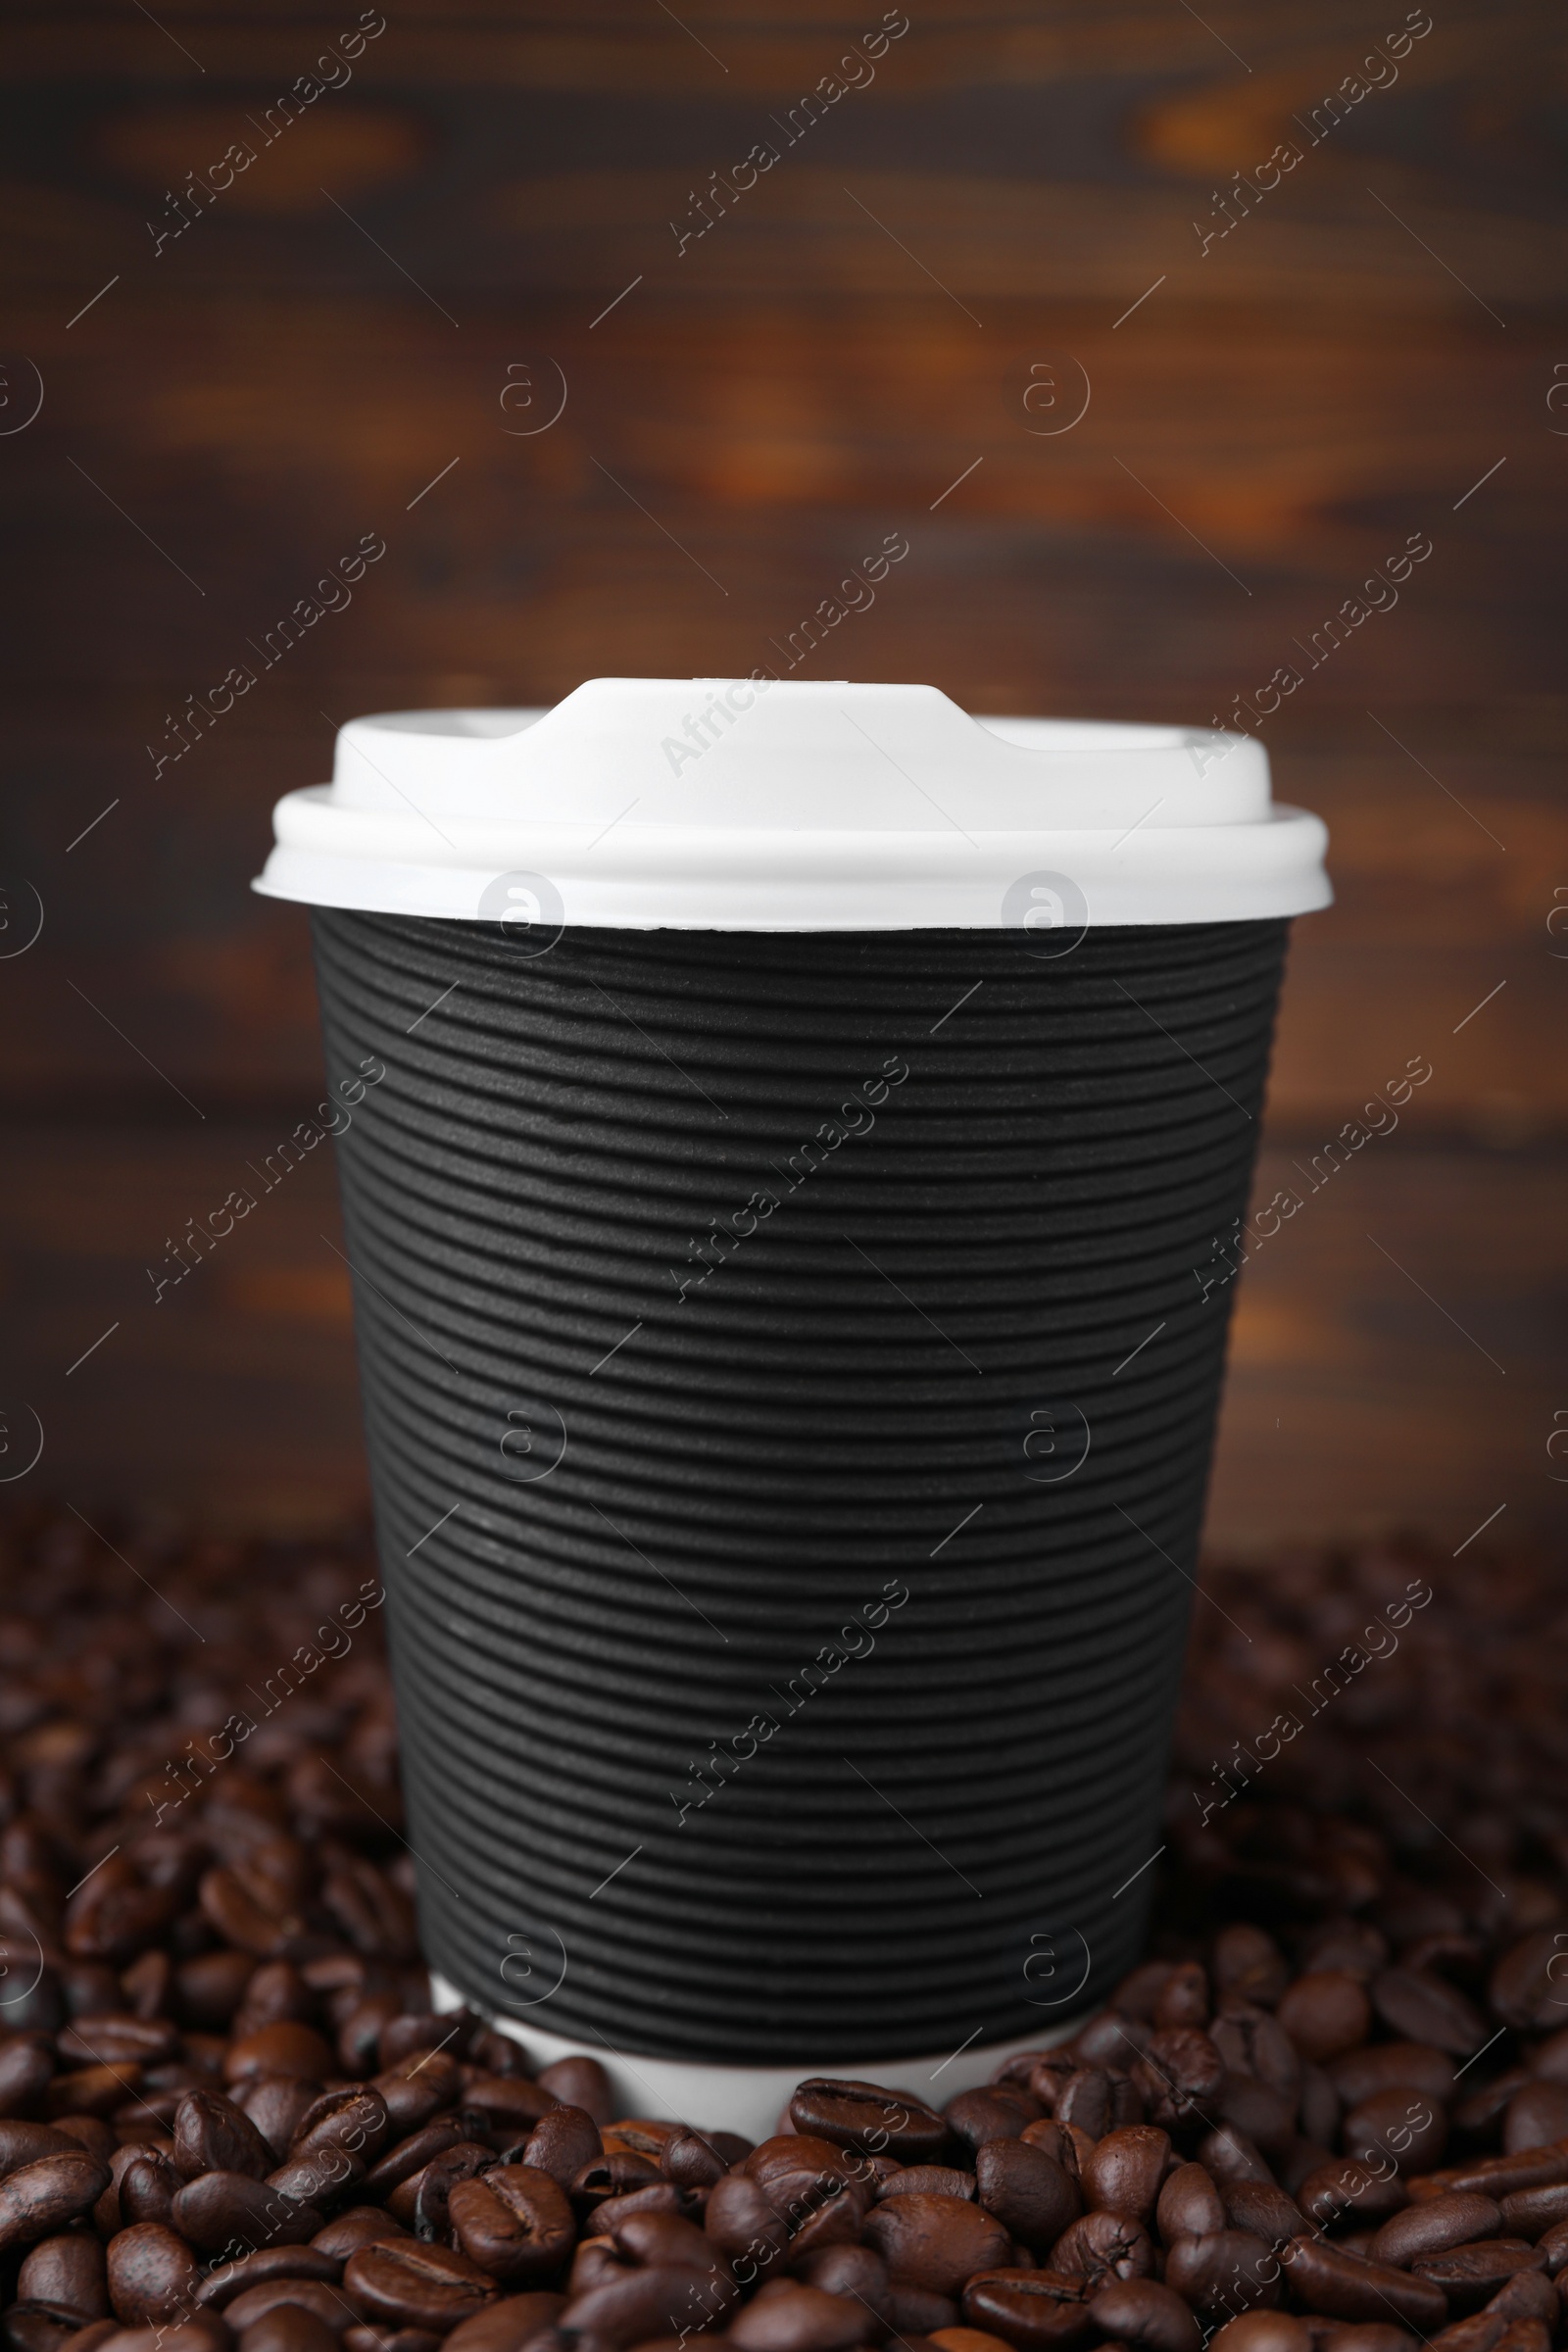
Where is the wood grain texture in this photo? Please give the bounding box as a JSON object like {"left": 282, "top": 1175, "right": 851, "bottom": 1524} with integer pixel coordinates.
{"left": 0, "top": 0, "right": 1561, "bottom": 1539}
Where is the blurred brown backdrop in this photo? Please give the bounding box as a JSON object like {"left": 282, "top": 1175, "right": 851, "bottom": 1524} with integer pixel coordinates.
{"left": 2, "top": 0, "right": 1564, "bottom": 1549}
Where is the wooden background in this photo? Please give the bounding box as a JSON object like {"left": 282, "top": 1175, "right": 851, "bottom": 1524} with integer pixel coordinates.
{"left": 1, "top": 0, "right": 1564, "bottom": 1552}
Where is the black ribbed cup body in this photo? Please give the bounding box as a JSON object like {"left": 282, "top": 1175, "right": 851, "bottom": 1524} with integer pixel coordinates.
{"left": 312, "top": 911, "right": 1287, "bottom": 2064}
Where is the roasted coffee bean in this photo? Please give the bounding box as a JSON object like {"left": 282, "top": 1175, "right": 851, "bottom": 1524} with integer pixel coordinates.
{"left": 226, "top": 2029, "right": 337, "bottom": 2086}
{"left": 1372, "top": 2193, "right": 1503, "bottom": 2268}
{"left": 559, "top": 2263, "right": 733, "bottom": 2348}
{"left": 1216, "top": 2074, "right": 1296, "bottom": 2155}
{"left": 789, "top": 2186, "right": 874, "bottom": 2260}
{"left": 1087, "top": 2278, "right": 1201, "bottom": 2352}
{"left": 458, "top": 2085, "right": 557, "bottom": 2138}
{"left": 343, "top": 2242, "right": 495, "bottom": 2334}
{"left": 337, "top": 1997, "right": 403, "bottom": 2082}
{"left": 270, "top": 2147, "right": 367, "bottom": 2211}
{"left": 960, "top": 2270, "right": 1095, "bottom": 2352}
{"left": 1212, "top": 1931, "right": 1289, "bottom": 2014}
{"left": 514, "top": 2110, "right": 596, "bottom": 2195}
{"left": 1297, "top": 1921, "right": 1389, "bottom": 1979}
{"left": 1371, "top": 1972, "right": 1489, "bottom": 2060}
{"left": 371, "top": 2061, "right": 464, "bottom": 2142}
{"left": 0, "top": 2042, "right": 60, "bottom": 2119}
{"left": 5, "top": 2297, "right": 97, "bottom": 2352}
{"left": 562, "top": 2238, "right": 620, "bottom": 2300}
{"left": 1489, "top": 1939, "right": 1564, "bottom": 2036}
{"left": 885, "top": 2281, "right": 958, "bottom": 2336}
{"left": 49, "top": 2122, "right": 114, "bottom": 2167}
{"left": 56, "top": 2023, "right": 177, "bottom": 2075}
{"left": 1019, "top": 2122, "right": 1078, "bottom": 2176}
{"left": 1073, "top": 2020, "right": 1150, "bottom": 2077}
{"left": 1501, "top": 2085, "right": 1568, "bottom": 2155}
{"left": 1279, "top": 2238, "right": 1445, "bottom": 2328}
{"left": 786, "top": 2084, "right": 945, "bottom": 2165}
{"left": 566, "top": 2150, "right": 661, "bottom": 2211}
{"left": 442, "top": 2293, "right": 564, "bottom": 2352}
{"left": 786, "top": 2243, "right": 889, "bottom": 2311}
{"left": 172, "top": 2089, "right": 276, "bottom": 2182}
{"left": 701, "top": 2172, "right": 790, "bottom": 2266}
{"left": 1210, "top": 2011, "right": 1298, "bottom": 2099}
{"left": 172, "top": 2171, "right": 323, "bottom": 2254}
{"left": 1534, "top": 2218, "right": 1568, "bottom": 2275}
{"left": 657, "top": 2130, "right": 727, "bottom": 2192}
{"left": 235, "top": 2306, "right": 341, "bottom": 2352}
{"left": 1197, "top": 2130, "right": 1273, "bottom": 2187}
{"left": 1455, "top": 2076, "right": 1535, "bottom": 2140}
{"left": 1497, "top": 2181, "right": 1568, "bottom": 2239}
{"left": 1019, "top": 2062, "right": 1076, "bottom": 2116}
{"left": 1054, "top": 2073, "right": 1116, "bottom": 2142}
{"left": 392, "top": 2148, "right": 496, "bottom": 2239}
{"left": 314, "top": 2214, "right": 411, "bottom": 2260}
{"left": 945, "top": 2093, "right": 1040, "bottom": 2164}
{"left": 447, "top": 2169, "right": 574, "bottom": 2284}
{"left": 1133, "top": 2034, "right": 1225, "bottom": 2137}
{"left": 362, "top": 2124, "right": 469, "bottom": 2204}
{"left": 1344, "top": 2091, "right": 1448, "bottom": 2176}
{"left": 1203, "top": 2317, "right": 1309, "bottom": 2352}
{"left": 1411, "top": 2151, "right": 1568, "bottom": 2204}
{"left": 105, "top": 2224, "right": 202, "bottom": 2325}
{"left": 881, "top": 2168, "right": 976, "bottom": 2202}
{"left": 532, "top": 2063, "right": 612, "bottom": 2129}
{"left": 1162, "top": 2232, "right": 1280, "bottom": 2320}
{"left": 930, "top": 2315, "right": 1011, "bottom": 2351}
{"left": 341, "top": 2328, "right": 443, "bottom": 2352}
{"left": 1275, "top": 1977, "right": 1372, "bottom": 2066}
{"left": 1329, "top": 2047, "right": 1457, "bottom": 2111}
{"left": 223, "top": 2281, "right": 351, "bottom": 2335}
{"left": 173, "top": 1951, "right": 256, "bottom": 2032}
{"left": 1219, "top": 2181, "right": 1305, "bottom": 2253}
{"left": 1082, "top": 2129, "right": 1170, "bottom": 2224}
{"left": 1049, "top": 2211, "right": 1153, "bottom": 2287}
{"left": 1484, "top": 2269, "right": 1557, "bottom": 2326}
{"left": 0, "top": 2128, "right": 80, "bottom": 2180}
{"left": 46, "top": 2067, "right": 135, "bottom": 2123}
{"left": 291, "top": 2091, "right": 392, "bottom": 2171}
{"left": 0, "top": 2154, "right": 113, "bottom": 2251}
{"left": 1298, "top": 2066, "right": 1340, "bottom": 2148}
{"left": 1311, "top": 2329, "right": 1417, "bottom": 2352}
{"left": 1156, "top": 2162, "right": 1226, "bottom": 2241}
{"left": 242, "top": 2081, "right": 327, "bottom": 2164}
{"left": 198, "top": 2250, "right": 345, "bottom": 2308}
{"left": 230, "top": 1959, "right": 313, "bottom": 2037}
{"left": 17, "top": 2236, "right": 108, "bottom": 2321}
{"left": 117, "top": 2153, "right": 180, "bottom": 2231}
{"left": 1115, "top": 1965, "right": 1183, "bottom": 2022}
{"left": 1487, "top": 2326, "right": 1551, "bottom": 2352}
{"left": 1410, "top": 2242, "right": 1547, "bottom": 2313}
{"left": 862, "top": 2195, "right": 1010, "bottom": 2298}
{"left": 745, "top": 2138, "right": 857, "bottom": 2218}
{"left": 588, "top": 2183, "right": 687, "bottom": 2234}
{"left": 66, "top": 2328, "right": 223, "bottom": 2352}
{"left": 727, "top": 2282, "right": 867, "bottom": 2352}
{"left": 1152, "top": 1967, "right": 1209, "bottom": 2035}
{"left": 973, "top": 2141, "right": 1079, "bottom": 2253}
{"left": 1297, "top": 2159, "right": 1409, "bottom": 2228}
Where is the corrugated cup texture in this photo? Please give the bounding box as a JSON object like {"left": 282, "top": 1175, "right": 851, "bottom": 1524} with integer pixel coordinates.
{"left": 312, "top": 910, "right": 1288, "bottom": 2063}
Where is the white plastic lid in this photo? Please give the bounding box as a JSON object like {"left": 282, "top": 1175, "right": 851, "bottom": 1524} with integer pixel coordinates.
{"left": 253, "top": 677, "right": 1330, "bottom": 931}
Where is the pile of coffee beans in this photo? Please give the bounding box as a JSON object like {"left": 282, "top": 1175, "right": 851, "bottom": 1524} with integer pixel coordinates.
{"left": 3, "top": 1510, "right": 1567, "bottom": 2352}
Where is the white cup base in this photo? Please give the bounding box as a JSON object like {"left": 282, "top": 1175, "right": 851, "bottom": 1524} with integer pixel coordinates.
{"left": 431, "top": 1975, "right": 1090, "bottom": 2140}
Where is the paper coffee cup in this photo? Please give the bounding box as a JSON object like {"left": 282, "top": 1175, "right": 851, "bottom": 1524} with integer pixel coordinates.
{"left": 256, "top": 679, "right": 1329, "bottom": 2134}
